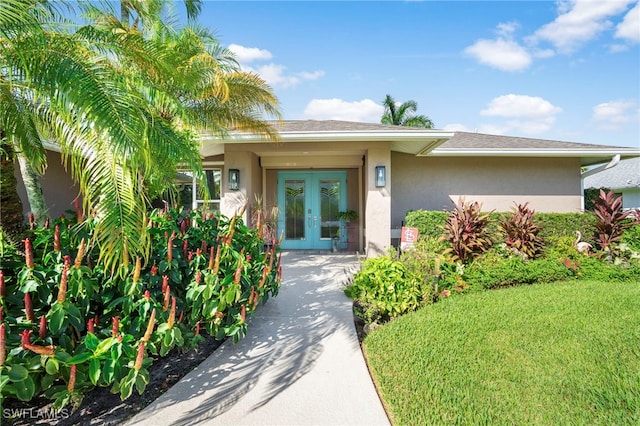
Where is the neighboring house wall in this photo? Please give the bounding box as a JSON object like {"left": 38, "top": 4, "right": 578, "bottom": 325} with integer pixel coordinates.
{"left": 15, "top": 151, "right": 79, "bottom": 220}
{"left": 620, "top": 188, "right": 640, "bottom": 210}
{"left": 583, "top": 157, "right": 640, "bottom": 209}
{"left": 390, "top": 153, "right": 582, "bottom": 227}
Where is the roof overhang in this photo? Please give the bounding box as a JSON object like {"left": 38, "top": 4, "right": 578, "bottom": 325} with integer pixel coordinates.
{"left": 428, "top": 147, "right": 640, "bottom": 167}
{"left": 198, "top": 130, "right": 454, "bottom": 158}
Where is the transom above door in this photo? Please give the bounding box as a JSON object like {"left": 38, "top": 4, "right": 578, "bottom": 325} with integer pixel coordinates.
{"left": 277, "top": 171, "right": 347, "bottom": 250}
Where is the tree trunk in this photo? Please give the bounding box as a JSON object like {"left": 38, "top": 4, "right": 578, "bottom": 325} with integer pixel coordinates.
{"left": 16, "top": 150, "right": 49, "bottom": 225}
{"left": 0, "top": 136, "right": 27, "bottom": 247}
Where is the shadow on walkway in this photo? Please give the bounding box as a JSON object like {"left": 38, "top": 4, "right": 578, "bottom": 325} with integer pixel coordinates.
{"left": 128, "top": 253, "right": 389, "bottom": 426}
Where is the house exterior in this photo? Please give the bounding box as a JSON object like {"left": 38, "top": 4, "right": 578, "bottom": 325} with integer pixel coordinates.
{"left": 583, "top": 157, "right": 640, "bottom": 209}
{"left": 15, "top": 120, "right": 640, "bottom": 255}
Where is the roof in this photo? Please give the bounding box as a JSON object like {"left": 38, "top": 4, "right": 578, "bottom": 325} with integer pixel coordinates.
{"left": 584, "top": 157, "right": 640, "bottom": 190}
{"left": 199, "top": 120, "right": 640, "bottom": 164}
{"left": 439, "top": 131, "right": 621, "bottom": 151}
{"left": 267, "top": 120, "right": 436, "bottom": 133}
{"left": 199, "top": 120, "right": 453, "bottom": 157}
{"left": 430, "top": 131, "right": 640, "bottom": 166}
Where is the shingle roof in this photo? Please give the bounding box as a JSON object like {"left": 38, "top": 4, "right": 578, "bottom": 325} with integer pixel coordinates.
{"left": 584, "top": 158, "right": 640, "bottom": 190}
{"left": 202, "top": 120, "right": 639, "bottom": 163}
{"left": 438, "top": 131, "right": 626, "bottom": 151}
{"left": 268, "top": 120, "right": 434, "bottom": 133}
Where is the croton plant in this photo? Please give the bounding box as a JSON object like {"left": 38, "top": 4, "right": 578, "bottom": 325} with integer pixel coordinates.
{"left": 0, "top": 206, "right": 281, "bottom": 408}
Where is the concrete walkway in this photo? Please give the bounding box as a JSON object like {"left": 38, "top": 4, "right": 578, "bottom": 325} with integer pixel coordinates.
{"left": 127, "top": 252, "right": 390, "bottom": 426}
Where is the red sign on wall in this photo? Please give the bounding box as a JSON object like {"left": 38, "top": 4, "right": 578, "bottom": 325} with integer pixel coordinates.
{"left": 400, "top": 227, "right": 419, "bottom": 252}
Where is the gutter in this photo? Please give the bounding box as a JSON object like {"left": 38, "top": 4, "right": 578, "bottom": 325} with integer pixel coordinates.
{"left": 580, "top": 154, "right": 620, "bottom": 211}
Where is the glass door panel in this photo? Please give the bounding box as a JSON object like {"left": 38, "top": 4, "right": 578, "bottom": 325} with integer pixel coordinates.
{"left": 320, "top": 180, "right": 341, "bottom": 239}
{"left": 284, "top": 180, "right": 305, "bottom": 240}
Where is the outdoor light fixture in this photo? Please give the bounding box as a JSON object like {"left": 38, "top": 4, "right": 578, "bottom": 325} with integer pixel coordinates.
{"left": 375, "top": 165, "right": 386, "bottom": 187}
{"left": 228, "top": 169, "right": 240, "bottom": 190}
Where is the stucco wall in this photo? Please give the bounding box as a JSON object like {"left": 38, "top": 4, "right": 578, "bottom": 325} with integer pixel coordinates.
{"left": 391, "top": 153, "right": 582, "bottom": 228}
{"left": 365, "top": 147, "right": 391, "bottom": 256}
{"left": 15, "top": 151, "right": 79, "bottom": 220}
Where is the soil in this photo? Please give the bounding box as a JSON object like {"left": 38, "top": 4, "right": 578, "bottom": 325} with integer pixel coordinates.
{"left": 3, "top": 308, "right": 366, "bottom": 426}
{"left": 3, "top": 336, "right": 224, "bottom": 426}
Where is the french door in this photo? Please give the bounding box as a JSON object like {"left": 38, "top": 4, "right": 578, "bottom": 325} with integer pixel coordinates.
{"left": 277, "top": 171, "right": 347, "bottom": 249}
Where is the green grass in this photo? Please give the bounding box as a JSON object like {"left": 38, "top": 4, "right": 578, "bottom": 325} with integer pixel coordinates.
{"left": 363, "top": 280, "right": 640, "bottom": 425}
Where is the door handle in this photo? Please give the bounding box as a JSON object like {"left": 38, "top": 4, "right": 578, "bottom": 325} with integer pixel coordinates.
{"left": 314, "top": 216, "right": 318, "bottom": 228}
{"left": 308, "top": 216, "right": 312, "bottom": 227}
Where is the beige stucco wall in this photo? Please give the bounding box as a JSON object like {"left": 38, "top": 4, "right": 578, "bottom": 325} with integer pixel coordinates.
{"left": 391, "top": 153, "right": 582, "bottom": 228}
{"left": 220, "top": 150, "right": 260, "bottom": 223}
{"left": 365, "top": 146, "right": 391, "bottom": 256}
{"left": 15, "top": 151, "right": 79, "bottom": 220}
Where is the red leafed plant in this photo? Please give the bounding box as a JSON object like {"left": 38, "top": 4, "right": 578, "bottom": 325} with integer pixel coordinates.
{"left": 441, "top": 197, "right": 494, "bottom": 263}
{"left": 500, "top": 202, "right": 544, "bottom": 259}
{"left": 591, "top": 189, "right": 636, "bottom": 254}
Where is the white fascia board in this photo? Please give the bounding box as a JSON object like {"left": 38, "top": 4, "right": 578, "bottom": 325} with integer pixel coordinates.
{"left": 429, "top": 149, "right": 640, "bottom": 157}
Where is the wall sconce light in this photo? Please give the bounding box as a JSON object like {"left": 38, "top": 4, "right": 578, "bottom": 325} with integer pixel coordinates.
{"left": 228, "top": 169, "right": 240, "bottom": 190}
{"left": 375, "top": 165, "right": 386, "bottom": 187}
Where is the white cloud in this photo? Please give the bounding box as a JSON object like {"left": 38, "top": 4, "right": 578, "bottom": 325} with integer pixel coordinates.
{"left": 244, "top": 63, "right": 325, "bottom": 89}
{"left": 496, "top": 21, "right": 519, "bottom": 37}
{"left": 481, "top": 94, "right": 562, "bottom": 118}
{"left": 529, "top": 0, "right": 635, "bottom": 54}
{"left": 464, "top": 38, "right": 532, "bottom": 72}
{"left": 480, "top": 94, "right": 562, "bottom": 134}
{"left": 303, "top": 98, "right": 384, "bottom": 122}
{"left": 615, "top": 1, "right": 640, "bottom": 43}
{"left": 592, "top": 99, "right": 639, "bottom": 129}
{"left": 227, "top": 44, "right": 272, "bottom": 63}
{"left": 227, "top": 44, "right": 325, "bottom": 89}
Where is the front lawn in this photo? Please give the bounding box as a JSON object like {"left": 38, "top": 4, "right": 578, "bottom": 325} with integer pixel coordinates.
{"left": 363, "top": 280, "right": 640, "bottom": 425}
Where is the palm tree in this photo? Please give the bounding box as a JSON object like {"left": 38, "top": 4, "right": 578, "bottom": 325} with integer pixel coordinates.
{"left": 381, "top": 94, "right": 434, "bottom": 128}
{"left": 1, "top": 0, "right": 280, "bottom": 273}
{"left": 0, "top": 1, "right": 204, "bottom": 271}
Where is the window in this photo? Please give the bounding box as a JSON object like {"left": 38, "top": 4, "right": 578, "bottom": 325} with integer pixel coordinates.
{"left": 177, "top": 169, "right": 221, "bottom": 211}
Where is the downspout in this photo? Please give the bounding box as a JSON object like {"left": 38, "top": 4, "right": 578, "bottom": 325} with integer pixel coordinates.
{"left": 580, "top": 154, "right": 620, "bottom": 211}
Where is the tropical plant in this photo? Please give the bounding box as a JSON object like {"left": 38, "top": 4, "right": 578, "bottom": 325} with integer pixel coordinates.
{"left": 380, "top": 94, "right": 434, "bottom": 128}
{"left": 337, "top": 210, "right": 358, "bottom": 222}
{"left": 1, "top": 0, "right": 281, "bottom": 274}
{"left": 591, "top": 189, "right": 636, "bottom": 255}
{"left": 441, "top": 198, "right": 493, "bottom": 263}
{"left": 584, "top": 186, "right": 610, "bottom": 211}
{"left": 0, "top": 207, "right": 281, "bottom": 406}
{"left": 499, "top": 202, "right": 544, "bottom": 259}
{"left": 345, "top": 256, "right": 433, "bottom": 323}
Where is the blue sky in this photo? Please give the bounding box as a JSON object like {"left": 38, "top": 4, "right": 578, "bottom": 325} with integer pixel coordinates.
{"left": 195, "top": 1, "right": 639, "bottom": 148}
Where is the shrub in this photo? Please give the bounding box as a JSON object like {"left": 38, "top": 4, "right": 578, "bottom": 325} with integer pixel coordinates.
{"left": 621, "top": 224, "right": 640, "bottom": 252}
{"left": 499, "top": 202, "right": 544, "bottom": 259}
{"left": 584, "top": 186, "right": 609, "bottom": 211}
{"left": 406, "top": 210, "right": 596, "bottom": 245}
{"left": 405, "top": 210, "right": 448, "bottom": 240}
{"left": 591, "top": 189, "right": 637, "bottom": 254}
{"left": 460, "top": 249, "right": 576, "bottom": 291}
{"left": 0, "top": 208, "right": 281, "bottom": 407}
{"left": 441, "top": 198, "right": 493, "bottom": 264}
{"left": 345, "top": 256, "right": 433, "bottom": 323}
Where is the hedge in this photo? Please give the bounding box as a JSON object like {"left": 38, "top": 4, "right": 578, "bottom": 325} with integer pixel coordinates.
{"left": 405, "top": 209, "right": 597, "bottom": 242}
